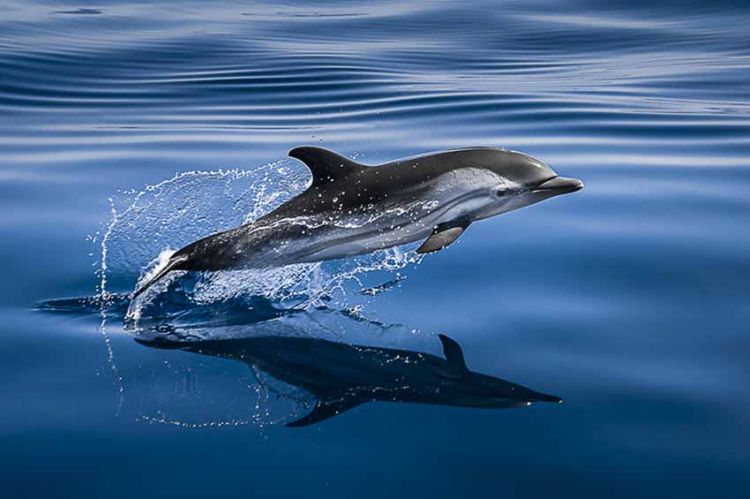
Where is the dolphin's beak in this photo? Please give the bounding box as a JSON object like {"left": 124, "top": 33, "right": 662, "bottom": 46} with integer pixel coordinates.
{"left": 533, "top": 176, "right": 584, "bottom": 195}
{"left": 530, "top": 392, "right": 564, "bottom": 404}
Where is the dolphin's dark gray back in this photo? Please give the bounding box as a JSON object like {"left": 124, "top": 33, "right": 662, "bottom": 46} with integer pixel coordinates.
{"left": 258, "top": 146, "right": 551, "bottom": 223}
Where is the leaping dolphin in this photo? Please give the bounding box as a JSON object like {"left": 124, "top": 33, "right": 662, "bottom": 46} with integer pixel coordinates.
{"left": 133, "top": 146, "right": 583, "bottom": 299}
{"left": 136, "top": 333, "right": 562, "bottom": 427}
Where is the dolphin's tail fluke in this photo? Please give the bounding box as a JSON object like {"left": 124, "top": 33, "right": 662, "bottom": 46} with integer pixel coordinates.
{"left": 130, "top": 255, "right": 186, "bottom": 301}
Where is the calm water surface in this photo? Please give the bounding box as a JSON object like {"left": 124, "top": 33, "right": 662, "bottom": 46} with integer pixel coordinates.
{"left": 2, "top": 1, "right": 750, "bottom": 497}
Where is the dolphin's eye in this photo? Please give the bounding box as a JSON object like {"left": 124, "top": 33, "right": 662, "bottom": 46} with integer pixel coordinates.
{"left": 495, "top": 189, "right": 506, "bottom": 197}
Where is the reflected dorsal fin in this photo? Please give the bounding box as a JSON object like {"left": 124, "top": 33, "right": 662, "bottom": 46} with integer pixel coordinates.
{"left": 438, "top": 334, "right": 468, "bottom": 371}
{"left": 289, "top": 146, "right": 366, "bottom": 187}
{"left": 286, "top": 395, "right": 365, "bottom": 428}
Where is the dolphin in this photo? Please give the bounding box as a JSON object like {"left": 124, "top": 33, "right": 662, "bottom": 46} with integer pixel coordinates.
{"left": 136, "top": 333, "right": 562, "bottom": 427}
{"left": 133, "top": 146, "right": 583, "bottom": 299}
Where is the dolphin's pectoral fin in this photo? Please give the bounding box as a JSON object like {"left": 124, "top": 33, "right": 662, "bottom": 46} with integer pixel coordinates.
{"left": 416, "top": 227, "right": 463, "bottom": 253}
{"left": 416, "top": 221, "right": 470, "bottom": 254}
{"left": 438, "top": 334, "right": 468, "bottom": 371}
{"left": 289, "top": 146, "right": 367, "bottom": 187}
{"left": 286, "top": 395, "right": 365, "bottom": 428}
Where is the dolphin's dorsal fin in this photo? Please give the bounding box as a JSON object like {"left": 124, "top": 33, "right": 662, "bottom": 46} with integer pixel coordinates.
{"left": 286, "top": 395, "right": 365, "bottom": 427}
{"left": 438, "top": 334, "right": 468, "bottom": 371}
{"left": 289, "top": 146, "right": 366, "bottom": 187}
{"left": 416, "top": 221, "right": 471, "bottom": 254}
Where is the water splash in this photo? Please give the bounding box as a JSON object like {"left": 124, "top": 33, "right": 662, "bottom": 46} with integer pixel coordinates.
{"left": 64, "top": 156, "right": 429, "bottom": 427}
{"left": 92, "top": 157, "right": 423, "bottom": 330}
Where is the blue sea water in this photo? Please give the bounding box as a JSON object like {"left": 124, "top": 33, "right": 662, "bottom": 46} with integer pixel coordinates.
{"left": 2, "top": 0, "right": 750, "bottom": 497}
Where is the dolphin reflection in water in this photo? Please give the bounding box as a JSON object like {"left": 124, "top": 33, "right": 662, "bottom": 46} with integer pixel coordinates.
{"left": 137, "top": 333, "right": 562, "bottom": 427}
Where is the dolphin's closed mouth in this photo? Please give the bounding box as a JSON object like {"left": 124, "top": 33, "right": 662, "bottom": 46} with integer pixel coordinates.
{"left": 533, "top": 176, "right": 584, "bottom": 194}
